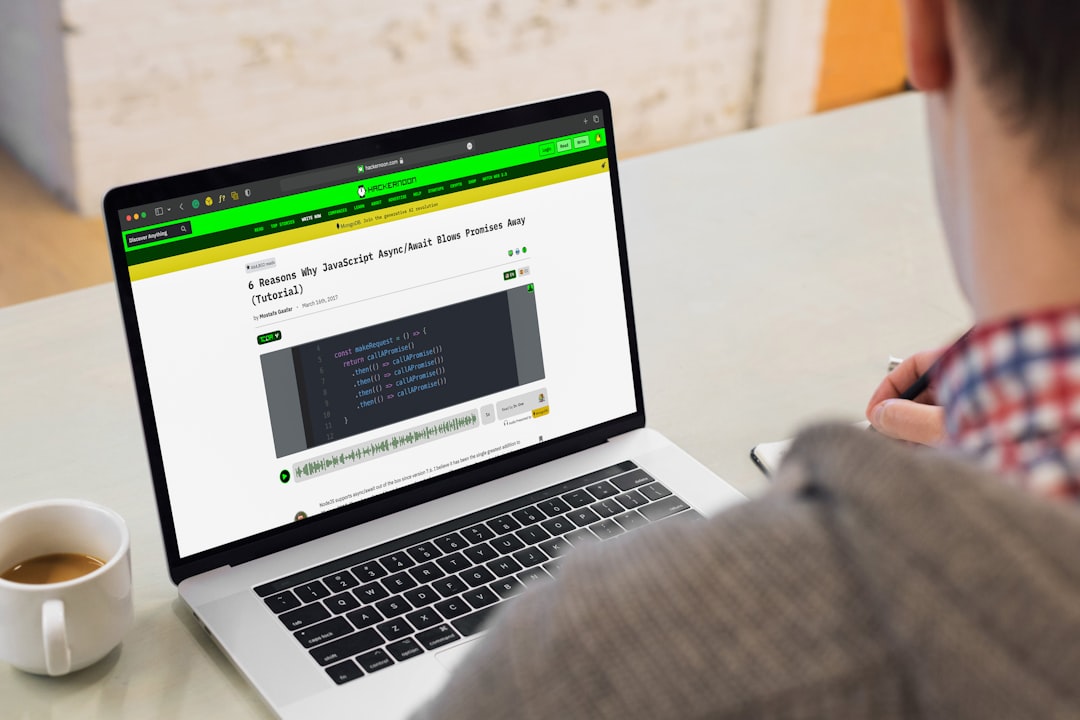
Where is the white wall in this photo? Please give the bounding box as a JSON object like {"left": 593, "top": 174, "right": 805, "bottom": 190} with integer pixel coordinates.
{"left": 0, "top": 0, "right": 75, "bottom": 205}
{"left": 56, "top": 0, "right": 763, "bottom": 214}
{"left": 754, "top": 0, "right": 830, "bottom": 126}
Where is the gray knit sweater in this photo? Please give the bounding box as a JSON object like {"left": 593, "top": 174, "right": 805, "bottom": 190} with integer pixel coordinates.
{"left": 413, "top": 424, "right": 1080, "bottom": 719}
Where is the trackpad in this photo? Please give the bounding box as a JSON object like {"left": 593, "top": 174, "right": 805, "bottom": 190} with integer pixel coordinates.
{"left": 436, "top": 639, "right": 481, "bottom": 671}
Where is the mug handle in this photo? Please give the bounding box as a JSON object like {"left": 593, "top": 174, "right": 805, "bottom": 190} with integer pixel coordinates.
{"left": 43, "top": 599, "right": 71, "bottom": 676}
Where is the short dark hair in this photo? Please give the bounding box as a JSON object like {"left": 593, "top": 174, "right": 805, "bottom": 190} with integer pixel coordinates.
{"left": 957, "top": 1, "right": 1080, "bottom": 181}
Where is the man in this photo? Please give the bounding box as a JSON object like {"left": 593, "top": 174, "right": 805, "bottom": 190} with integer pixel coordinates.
{"left": 416, "top": 1, "right": 1080, "bottom": 716}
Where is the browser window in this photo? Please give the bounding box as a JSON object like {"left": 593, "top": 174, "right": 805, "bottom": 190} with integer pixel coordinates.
{"left": 118, "top": 117, "right": 636, "bottom": 558}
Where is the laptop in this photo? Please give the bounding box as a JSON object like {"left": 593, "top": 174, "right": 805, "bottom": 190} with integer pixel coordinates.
{"left": 103, "top": 91, "right": 744, "bottom": 718}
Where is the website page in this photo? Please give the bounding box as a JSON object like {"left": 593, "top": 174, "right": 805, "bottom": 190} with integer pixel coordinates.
{"left": 121, "top": 120, "right": 636, "bottom": 558}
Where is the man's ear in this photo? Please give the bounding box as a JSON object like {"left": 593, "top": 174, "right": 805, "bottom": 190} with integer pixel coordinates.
{"left": 900, "top": 0, "right": 953, "bottom": 91}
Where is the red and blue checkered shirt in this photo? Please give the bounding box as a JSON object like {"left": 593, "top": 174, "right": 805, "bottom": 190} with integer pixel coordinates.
{"left": 936, "top": 305, "right": 1080, "bottom": 499}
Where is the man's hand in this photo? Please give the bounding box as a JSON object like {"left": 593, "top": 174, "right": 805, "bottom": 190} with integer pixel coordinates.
{"left": 865, "top": 348, "right": 948, "bottom": 445}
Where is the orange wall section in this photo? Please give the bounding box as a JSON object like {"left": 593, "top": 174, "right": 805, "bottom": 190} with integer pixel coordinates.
{"left": 815, "top": 0, "right": 907, "bottom": 112}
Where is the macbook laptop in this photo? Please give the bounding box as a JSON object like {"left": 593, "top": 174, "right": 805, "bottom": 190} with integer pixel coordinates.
{"left": 103, "top": 91, "right": 744, "bottom": 718}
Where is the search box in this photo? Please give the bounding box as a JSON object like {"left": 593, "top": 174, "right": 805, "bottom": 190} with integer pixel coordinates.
{"left": 126, "top": 221, "right": 193, "bottom": 248}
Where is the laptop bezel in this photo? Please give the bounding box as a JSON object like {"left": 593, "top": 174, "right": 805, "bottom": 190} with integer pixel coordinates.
{"left": 103, "top": 91, "right": 646, "bottom": 584}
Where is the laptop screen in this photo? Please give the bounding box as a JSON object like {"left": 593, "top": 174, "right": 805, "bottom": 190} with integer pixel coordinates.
{"left": 107, "top": 94, "right": 640, "bottom": 565}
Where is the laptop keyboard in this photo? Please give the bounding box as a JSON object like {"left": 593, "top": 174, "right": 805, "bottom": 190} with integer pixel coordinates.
{"left": 254, "top": 461, "right": 699, "bottom": 685}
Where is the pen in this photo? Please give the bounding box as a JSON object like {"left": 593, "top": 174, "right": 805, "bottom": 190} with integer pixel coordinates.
{"left": 898, "top": 362, "right": 938, "bottom": 401}
{"left": 896, "top": 327, "right": 974, "bottom": 401}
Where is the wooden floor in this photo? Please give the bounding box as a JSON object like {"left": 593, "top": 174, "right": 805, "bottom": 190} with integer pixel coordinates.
{"left": 0, "top": 147, "right": 112, "bottom": 308}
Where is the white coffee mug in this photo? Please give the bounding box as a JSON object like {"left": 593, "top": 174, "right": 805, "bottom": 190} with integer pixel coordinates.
{"left": 0, "top": 499, "right": 134, "bottom": 676}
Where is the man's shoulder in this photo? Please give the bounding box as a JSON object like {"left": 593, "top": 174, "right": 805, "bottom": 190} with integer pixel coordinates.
{"left": 768, "top": 422, "right": 1080, "bottom": 715}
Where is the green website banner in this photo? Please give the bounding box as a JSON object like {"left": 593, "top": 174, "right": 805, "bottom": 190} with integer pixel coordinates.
{"left": 123, "top": 128, "right": 607, "bottom": 256}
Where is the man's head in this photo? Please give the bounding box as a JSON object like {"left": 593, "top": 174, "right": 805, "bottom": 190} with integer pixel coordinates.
{"left": 953, "top": 1, "right": 1080, "bottom": 174}
{"left": 901, "top": 0, "right": 1080, "bottom": 320}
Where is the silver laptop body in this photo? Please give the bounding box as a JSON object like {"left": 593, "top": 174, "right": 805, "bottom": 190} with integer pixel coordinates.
{"left": 103, "top": 91, "right": 744, "bottom": 719}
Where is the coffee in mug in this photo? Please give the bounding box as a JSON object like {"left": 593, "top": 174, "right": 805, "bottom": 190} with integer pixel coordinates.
{"left": 2, "top": 553, "right": 106, "bottom": 585}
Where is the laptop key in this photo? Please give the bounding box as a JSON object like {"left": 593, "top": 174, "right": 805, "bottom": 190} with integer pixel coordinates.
{"left": 409, "top": 561, "right": 446, "bottom": 584}
{"left": 485, "top": 557, "right": 523, "bottom": 578}
{"left": 512, "top": 546, "right": 549, "bottom": 568}
{"left": 279, "top": 602, "right": 330, "bottom": 630}
{"left": 403, "top": 585, "right": 438, "bottom": 608}
{"left": 382, "top": 571, "right": 418, "bottom": 594}
{"left": 462, "top": 566, "right": 496, "bottom": 588}
{"left": 543, "top": 558, "right": 565, "bottom": 576}
{"left": 431, "top": 575, "right": 468, "bottom": 598}
{"left": 416, "top": 624, "right": 461, "bottom": 651}
{"left": 353, "top": 561, "right": 387, "bottom": 582}
{"left": 356, "top": 648, "right": 394, "bottom": 674}
{"left": 345, "top": 606, "right": 384, "bottom": 630}
{"left": 460, "top": 524, "right": 495, "bottom": 544}
{"left": 490, "top": 577, "right": 524, "bottom": 600}
{"left": 639, "top": 482, "right": 673, "bottom": 502}
{"left": 540, "top": 516, "right": 574, "bottom": 536}
{"left": 374, "top": 596, "right": 412, "bottom": 619}
{"left": 294, "top": 580, "right": 330, "bottom": 603}
{"left": 377, "top": 617, "right": 414, "bottom": 642}
{"left": 591, "top": 518, "right": 626, "bottom": 540}
{"left": 591, "top": 498, "right": 622, "bottom": 518}
{"left": 324, "top": 592, "right": 361, "bottom": 615}
{"left": 516, "top": 567, "right": 550, "bottom": 587}
{"left": 511, "top": 506, "right": 545, "bottom": 526}
{"left": 463, "top": 542, "right": 498, "bottom": 565}
{"left": 406, "top": 607, "right": 443, "bottom": 630}
{"left": 611, "top": 470, "right": 655, "bottom": 492}
{"left": 407, "top": 542, "right": 442, "bottom": 563}
{"left": 564, "top": 528, "right": 599, "bottom": 546}
{"left": 487, "top": 515, "right": 521, "bottom": 535}
{"left": 640, "top": 495, "right": 692, "bottom": 522}
{"left": 353, "top": 580, "right": 390, "bottom": 604}
{"left": 562, "top": 490, "right": 593, "bottom": 508}
{"left": 294, "top": 617, "right": 353, "bottom": 648}
{"left": 585, "top": 480, "right": 619, "bottom": 499}
{"left": 538, "top": 538, "right": 569, "bottom": 559}
{"left": 615, "top": 490, "right": 648, "bottom": 510}
{"left": 614, "top": 509, "right": 649, "bottom": 532}
{"left": 323, "top": 571, "right": 359, "bottom": 592}
{"left": 434, "top": 596, "right": 470, "bottom": 619}
{"left": 387, "top": 637, "right": 424, "bottom": 662}
{"left": 537, "top": 498, "right": 570, "bottom": 517}
{"left": 435, "top": 551, "right": 470, "bottom": 574}
{"left": 264, "top": 590, "right": 301, "bottom": 614}
{"left": 452, "top": 605, "right": 499, "bottom": 637}
{"left": 310, "top": 628, "right": 382, "bottom": 666}
{"left": 434, "top": 532, "right": 467, "bottom": 553}
{"left": 325, "top": 659, "right": 364, "bottom": 685}
{"left": 381, "top": 552, "right": 415, "bottom": 573}
{"left": 515, "top": 525, "right": 551, "bottom": 546}
{"left": 462, "top": 587, "right": 498, "bottom": 609}
{"left": 567, "top": 507, "right": 601, "bottom": 527}
{"left": 490, "top": 535, "right": 525, "bottom": 553}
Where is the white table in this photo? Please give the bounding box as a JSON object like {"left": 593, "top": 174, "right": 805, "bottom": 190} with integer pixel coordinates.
{"left": 0, "top": 93, "right": 969, "bottom": 717}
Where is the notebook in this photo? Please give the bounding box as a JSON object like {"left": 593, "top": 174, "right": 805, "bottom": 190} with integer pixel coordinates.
{"left": 103, "top": 91, "right": 745, "bottom": 718}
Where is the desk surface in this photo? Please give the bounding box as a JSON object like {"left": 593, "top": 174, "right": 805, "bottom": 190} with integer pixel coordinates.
{"left": 0, "top": 92, "right": 969, "bottom": 718}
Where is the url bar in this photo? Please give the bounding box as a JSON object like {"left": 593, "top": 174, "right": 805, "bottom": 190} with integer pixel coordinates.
{"left": 279, "top": 140, "right": 479, "bottom": 195}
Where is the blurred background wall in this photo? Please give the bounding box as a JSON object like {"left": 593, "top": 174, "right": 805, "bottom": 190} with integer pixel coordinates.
{"left": 0, "top": 0, "right": 906, "bottom": 303}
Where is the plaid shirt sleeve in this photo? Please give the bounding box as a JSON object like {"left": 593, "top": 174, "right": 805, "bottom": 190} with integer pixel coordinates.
{"left": 935, "top": 305, "right": 1080, "bottom": 499}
